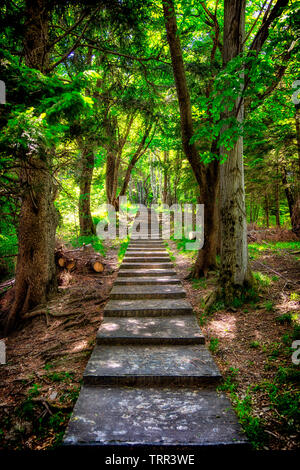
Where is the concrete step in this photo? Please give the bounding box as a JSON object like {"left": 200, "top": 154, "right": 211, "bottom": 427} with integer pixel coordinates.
{"left": 129, "top": 240, "right": 164, "bottom": 244}
{"left": 110, "top": 284, "right": 186, "bottom": 300}
{"left": 83, "top": 344, "right": 222, "bottom": 386}
{"left": 118, "top": 269, "right": 177, "bottom": 277}
{"left": 125, "top": 250, "right": 170, "bottom": 261}
{"left": 126, "top": 251, "right": 166, "bottom": 255}
{"left": 114, "top": 276, "right": 181, "bottom": 285}
{"left": 124, "top": 256, "right": 170, "bottom": 263}
{"left": 122, "top": 262, "right": 173, "bottom": 269}
{"left": 104, "top": 298, "right": 193, "bottom": 316}
{"left": 128, "top": 243, "right": 165, "bottom": 247}
{"left": 127, "top": 247, "right": 166, "bottom": 251}
{"left": 64, "top": 385, "right": 248, "bottom": 447}
{"left": 97, "top": 315, "right": 204, "bottom": 345}
{"left": 130, "top": 235, "right": 161, "bottom": 241}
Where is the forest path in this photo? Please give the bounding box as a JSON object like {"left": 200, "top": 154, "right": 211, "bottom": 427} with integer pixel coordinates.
{"left": 63, "top": 210, "right": 248, "bottom": 448}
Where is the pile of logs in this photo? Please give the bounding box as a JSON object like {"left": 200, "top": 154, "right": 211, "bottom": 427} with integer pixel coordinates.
{"left": 55, "top": 243, "right": 104, "bottom": 273}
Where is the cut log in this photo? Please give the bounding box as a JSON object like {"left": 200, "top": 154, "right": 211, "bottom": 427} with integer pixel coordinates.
{"left": 55, "top": 244, "right": 104, "bottom": 274}
{"left": 66, "top": 259, "right": 76, "bottom": 271}
{"left": 91, "top": 259, "right": 104, "bottom": 273}
{"left": 58, "top": 257, "right": 66, "bottom": 267}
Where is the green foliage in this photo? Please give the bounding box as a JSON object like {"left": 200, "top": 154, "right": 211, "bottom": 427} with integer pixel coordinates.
{"left": 207, "top": 299, "right": 225, "bottom": 314}
{"left": 275, "top": 313, "right": 293, "bottom": 324}
{"left": 118, "top": 237, "right": 130, "bottom": 262}
{"left": 264, "top": 301, "right": 274, "bottom": 312}
{"left": 234, "top": 394, "right": 267, "bottom": 449}
{"left": 218, "top": 367, "right": 239, "bottom": 394}
{"left": 218, "top": 368, "right": 267, "bottom": 449}
{"left": 46, "top": 371, "right": 75, "bottom": 383}
{"left": 250, "top": 341, "right": 260, "bottom": 349}
{"left": 191, "top": 278, "right": 207, "bottom": 290}
{"left": 253, "top": 271, "right": 272, "bottom": 287}
{"left": 209, "top": 337, "right": 219, "bottom": 354}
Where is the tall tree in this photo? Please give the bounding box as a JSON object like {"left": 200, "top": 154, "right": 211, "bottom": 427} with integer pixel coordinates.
{"left": 6, "top": 0, "right": 59, "bottom": 331}
{"left": 162, "top": 0, "right": 219, "bottom": 277}
{"left": 219, "top": 0, "right": 251, "bottom": 301}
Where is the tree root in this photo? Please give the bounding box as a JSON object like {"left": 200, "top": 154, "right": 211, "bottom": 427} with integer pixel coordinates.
{"left": 22, "top": 308, "right": 83, "bottom": 319}
{"left": 203, "top": 289, "right": 221, "bottom": 313}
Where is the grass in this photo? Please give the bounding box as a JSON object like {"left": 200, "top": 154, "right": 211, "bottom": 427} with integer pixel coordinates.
{"left": 0, "top": 376, "right": 80, "bottom": 449}
{"left": 165, "top": 245, "right": 176, "bottom": 263}
{"left": 191, "top": 278, "right": 207, "bottom": 289}
{"left": 250, "top": 341, "right": 260, "bottom": 349}
{"left": 70, "top": 234, "right": 106, "bottom": 256}
{"left": 169, "top": 235, "right": 197, "bottom": 258}
{"left": 0, "top": 231, "right": 18, "bottom": 280}
{"left": 253, "top": 271, "right": 272, "bottom": 287}
{"left": 218, "top": 369, "right": 267, "bottom": 449}
{"left": 275, "top": 313, "right": 293, "bottom": 324}
{"left": 209, "top": 337, "right": 219, "bottom": 353}
{"left": 117, "top": 236, "right": 130, "bottom": 262}
{"left": 45, "top": 371, "right": 75, "bottom": 383}
{"left": 248, "top": 241, "right": 300, "bottom": 260}
{"left": 264, "top": 300, "right": 274, "bottom": 312}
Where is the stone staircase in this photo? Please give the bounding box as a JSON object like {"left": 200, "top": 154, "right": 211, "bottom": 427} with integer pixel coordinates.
{"left": 63, "top": 211, "right": 248, "bottom": 448}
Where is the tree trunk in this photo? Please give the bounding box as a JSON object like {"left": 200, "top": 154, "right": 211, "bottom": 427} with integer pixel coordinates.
{"left": 163, "top": 0, "right": 218, "bottom": 277}
{"left": 275, "top": 178, "right": 281, "bottom": 227}
{"left": 162, "top": 150, "right": 169, "bottom": 204}
{"left": 295, "top": 106, "right": 300, "bottom": 179}
{"left": 265, "top": 193, "right": 270, "bottom": 228}
{"left": 190, "top": 159, "right": 219, "bottom": 277}
{"left": 291, "top": 105, "right": 300, "bottom": 237}
{"left": 79, "top": 146, "right": 95, "bottom": 236}
{"left": 219, "top": 0, "right": 252, "bottom": 302}
{"left": 6, "top": 0, "right": 59, "bottom": 332}
{"left": 249, "top": 196, "right": 253, "bottom": 224}
{"left": 282, "top": 166, "right": 294, "bottom": 219}
{"left": 104, "top": 115, "right": 119, "bottom": 209}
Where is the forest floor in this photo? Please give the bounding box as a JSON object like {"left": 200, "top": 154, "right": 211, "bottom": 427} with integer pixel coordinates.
{"left": 0, "top": 245, "right": 119, "bottom": 450}
{"left": 168, "top": 239, "right": 300, "bottom": 451}
{"left": 0, "top": 237, "right": 299, "bottom": 451}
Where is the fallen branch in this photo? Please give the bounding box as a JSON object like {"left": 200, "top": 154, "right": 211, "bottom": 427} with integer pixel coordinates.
{"left": 254, "top": 260, "right": 297, "bottom": 285}
{"left": 0, "top": 253, "right": 18, "bottom": 258}
{"left": 0, "top": 278, "right": 15, "bottom": 291}
{"left": 22, "top": 308, "right": 83, "bottom": 319}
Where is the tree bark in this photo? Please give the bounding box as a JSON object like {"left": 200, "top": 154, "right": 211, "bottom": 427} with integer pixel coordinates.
{"left": 6, "top": 0, "right": 59, "bottom": 332}
{"left": 219, "top": 0, "right": 252, "bottom": 302}
{"left": 79, "top": 146, "right": 95, "bottom": 236}
{"left": 190, "top": 155, "right": 219, "bottom": 277}
{"left": 281, "top": 166, "right": 294, "bottom": 219}
{"left": 265, "top": 193, "right": 270, "bottom": 228}
{"left": 275, "top": 180, "right": 281, "bottom": 227}
{"left": 162, "top": 150, "right": 169, "bottom": 204}
{"left": 104, "top": 115, "right": 119, "bottom": 209}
